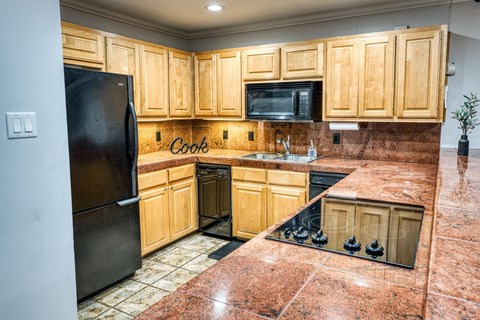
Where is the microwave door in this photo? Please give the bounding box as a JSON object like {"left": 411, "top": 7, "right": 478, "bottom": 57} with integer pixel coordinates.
{"left": 248, "top": 90, "right": 297, "bottom": 117}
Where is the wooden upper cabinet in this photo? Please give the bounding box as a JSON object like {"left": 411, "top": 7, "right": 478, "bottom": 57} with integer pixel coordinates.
{"left": 321, "top": 200, "right": 356, "bottom": 250}
{"left": 169, "top": 51, "right": 193, "bottom": 117}
{"left": 138, "top": 44, "right": 169, "bottom": 117}
{"left": 217, "top": 52, "right": 242, "bottom": 117}
{"left": 358, "top": 36, "right": 395, "bottom": 119}
{"left": 194, "top": 54, "right": 217, "bottom": 117}
{"left": 242, "top": 48, "right": 280, "bottom": 80}
{"left": 61, "top": 22, "right": 105, "bottom": 69}
{"left": 281, "top": 43, "right": 324, "bottom": 79}
{"left": 396, "top": 30, "right": 441, "bottom": 120}
{"left": 388, "top": 207, "right": 422, "bottom": 266}
{"left": 106, "top": 37, "right": 141, "bottom": 115}
{"left": 355, "top": 204, "right": 390, "bottom": 261}
{"left": 325, "top": 39, "right": 359, "bottom": 118}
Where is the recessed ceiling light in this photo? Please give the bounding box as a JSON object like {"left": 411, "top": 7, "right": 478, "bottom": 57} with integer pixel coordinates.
{"left": 205, "top": 4, "right": 225, "bottom": 12}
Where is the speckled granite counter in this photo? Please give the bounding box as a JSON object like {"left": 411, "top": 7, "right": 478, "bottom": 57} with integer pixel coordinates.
{"left": 135, "top": 149, "right": 479, "bottom": 319}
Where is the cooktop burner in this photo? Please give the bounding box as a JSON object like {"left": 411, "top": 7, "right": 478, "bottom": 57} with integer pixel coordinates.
{"left": 265, "top": 196, "right": 424, "bottom": 268}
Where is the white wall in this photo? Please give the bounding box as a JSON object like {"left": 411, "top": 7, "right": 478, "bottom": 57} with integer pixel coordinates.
{"left": 0, "top": 0, "right": 77, "bottom": 319}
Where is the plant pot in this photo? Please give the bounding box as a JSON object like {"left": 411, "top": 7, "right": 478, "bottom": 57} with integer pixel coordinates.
{"left": 458, "top": 135, "right": 469, "bottom": 156}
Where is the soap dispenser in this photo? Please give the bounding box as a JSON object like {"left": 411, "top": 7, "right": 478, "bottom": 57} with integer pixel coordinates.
{"left": 308, "top": 139, "right": 317, "bottom": 158}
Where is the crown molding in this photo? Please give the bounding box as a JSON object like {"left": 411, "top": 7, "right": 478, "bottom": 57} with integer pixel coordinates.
{"left": 60, "top": 0, "right": 467, "bottom": 40}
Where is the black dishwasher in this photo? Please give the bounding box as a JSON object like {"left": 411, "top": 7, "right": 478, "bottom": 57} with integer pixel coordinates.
{"left": 197, "top": 163, "right": 232, "bottom": 239}
{"left": 309, "top": 172, "right": 347, "bottom": 200}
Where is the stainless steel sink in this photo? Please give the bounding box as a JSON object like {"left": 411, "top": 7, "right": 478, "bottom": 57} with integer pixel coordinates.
{"left": 241, "top": 153, "right": 317, "bottom": 163}
{"left": 241, "top": 153, "right": 283, "bottom": 160}
{"left": 276, "top": 154, "right": 317, "bottom": 162}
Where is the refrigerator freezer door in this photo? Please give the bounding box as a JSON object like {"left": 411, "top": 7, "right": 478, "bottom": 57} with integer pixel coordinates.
{"left": 73, "top": 201, "right": 141, "bottom": 301}
{"left": 65, "top": 68, "right": 137, "bottom": 213}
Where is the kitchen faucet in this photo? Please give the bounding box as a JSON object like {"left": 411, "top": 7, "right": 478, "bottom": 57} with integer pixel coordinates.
{"left": 277, "top": 135, "right": 291, "bottom": 154}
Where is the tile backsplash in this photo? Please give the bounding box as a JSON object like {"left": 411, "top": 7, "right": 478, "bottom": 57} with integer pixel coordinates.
{"left": 138, "top": 120, "right": 441, "bottom": 164}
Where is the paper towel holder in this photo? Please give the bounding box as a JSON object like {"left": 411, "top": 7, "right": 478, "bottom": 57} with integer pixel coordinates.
{"left": 329, "top": 122, "right": 360, "bottom": 131}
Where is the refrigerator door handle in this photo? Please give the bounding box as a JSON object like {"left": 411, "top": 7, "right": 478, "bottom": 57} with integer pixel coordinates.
{"left": 127, "top": 101, "right": 138, "bottom": 171}
{"left": 116, "top": 196, "right": 141, "bottom": 207}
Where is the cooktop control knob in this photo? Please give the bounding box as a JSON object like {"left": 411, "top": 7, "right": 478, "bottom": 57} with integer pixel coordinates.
{"left": 344, "top": 235, "right": 361, "bottom": 254}
{"left": 312, "top": 230, "right": 328, "bottom": 246}
{"left": 366, "top": 240, "right": 384, "bottom": 259}
{"left": 283, "top": 228, "right": 291, "bottom": 238}
{"left": 293, "top": 227, "right": 309, "bottom": 243}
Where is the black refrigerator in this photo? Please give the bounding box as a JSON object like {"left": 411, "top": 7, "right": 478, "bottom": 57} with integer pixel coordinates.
{"left": 64, "top": 67, "right": 142, "bottom": 301}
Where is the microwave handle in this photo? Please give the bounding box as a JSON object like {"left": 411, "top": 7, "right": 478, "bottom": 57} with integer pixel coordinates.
{"left": 293, "top": 91, "right": 299, "bottom": 115}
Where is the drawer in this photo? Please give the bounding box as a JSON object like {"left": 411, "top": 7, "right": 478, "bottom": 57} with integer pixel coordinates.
{"left": 168, "top": 164, "right": 195, "bottom": 183}
{"left": 232, "top": 167, "right": 266, "bottom": 183}
{"left": 138, "top": 170, "right": 168, "bottom": 191}
{"left": 267, "top": 170, "right": 306, "bottom": 188}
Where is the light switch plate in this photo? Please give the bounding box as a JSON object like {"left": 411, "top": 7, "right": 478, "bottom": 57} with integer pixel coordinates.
{"left": 6, "top": 112, "right": 37, "bottom": 139}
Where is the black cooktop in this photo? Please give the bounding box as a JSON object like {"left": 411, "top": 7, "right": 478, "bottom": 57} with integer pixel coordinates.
{"left": 265, "top": 196, "right": 424, "bottom": 268}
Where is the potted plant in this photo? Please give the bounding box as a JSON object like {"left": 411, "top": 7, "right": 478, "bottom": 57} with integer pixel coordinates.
{"left": 451, "top": 93, "right": 479, "bottom": 156}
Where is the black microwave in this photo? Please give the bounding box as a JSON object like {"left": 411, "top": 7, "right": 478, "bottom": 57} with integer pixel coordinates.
{"left": 246, "top": 81, "right": 322, "bottom": 121}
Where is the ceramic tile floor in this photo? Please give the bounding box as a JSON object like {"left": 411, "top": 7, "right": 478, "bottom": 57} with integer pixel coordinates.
{"left": 77, "top": 233, "right": 229, "bottom": 320}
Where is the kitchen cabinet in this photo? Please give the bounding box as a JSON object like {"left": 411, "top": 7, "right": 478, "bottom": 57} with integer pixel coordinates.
{"left": 358, "top": 36, "right": 395, "bottom": 119}
{"left": 242, "top": 48, "right": 280, "bottom": 81}
{"left": 106, "top": 37, "right": 141, "bottom": 115}
{"left": 232, "top": 182, "right": 267, "bottom": 240}
{"left": 325, "top": 39, "right": 359, "bottom": 118}
{"left": 396, "top": 30, "right": 442, "bottom": 120}
{"left": 194, "top": 51, "right": 242, "bottom": 118}
{"left": 354, "top": 204, "right": 390, "bottom": 261}
{"left": 232, "top": 167, "right": 307, "bottom": 240}
{"left": 61, "top": 22, "right": 105, "bottom": 70}
{"left": 139, "top": 186, "right": 170, "bottom": 256}
{"left": 169, "top": 51, "right": 194, "bottom": 117}
{"left": 139, "top": 44, "right": 169, "bottom": 117}
{"left": 216, "top": 51, "right": 242, "bottom": 117}
{"left": 388, "top": 207, "right": 422, "bottom": 266}
{"left": 281, "top": 43, "right": 324, "bottom": 79}
{"left": 324, "top": 26, "right": 447, "bottom": 122}
{"left": 194, "top": 53, "right": 216, "bottom": 117}
{"left": 138, "top": 164, "right": 197, "bottom": 256}
{"left": 267, "top": 186, "right": 306, "bottom": 227}
{"left": 321, "top": 200, "right": 356, "bottom": 250}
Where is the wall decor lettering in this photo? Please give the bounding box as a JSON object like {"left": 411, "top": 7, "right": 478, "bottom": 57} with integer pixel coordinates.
{"left": 170, "top": 136, "right": 209, "bottom": 154}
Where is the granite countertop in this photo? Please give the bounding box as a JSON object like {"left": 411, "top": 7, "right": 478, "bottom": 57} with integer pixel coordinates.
{"left": 135, "top": 149, "right": 479, "bottom": 319}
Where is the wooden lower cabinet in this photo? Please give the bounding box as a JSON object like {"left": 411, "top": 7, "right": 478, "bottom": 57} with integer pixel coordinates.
{"left": 138, "top": 164, "right": 197, "bottom": 256}
{"left": 139, "top": 187, "right": 170, "bottom": 256}
{"left": 169, "top": 178, "right": 197, "bottom": 240}
{"left": 232, "top": 182, "right": 267, "bottom": 240}
{"left": 267, "top": 186, "right": 306, "bottom": 227}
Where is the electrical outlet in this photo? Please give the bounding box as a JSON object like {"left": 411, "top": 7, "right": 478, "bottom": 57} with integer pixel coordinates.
{"left": 155, "top": 131, "right": 161, "bottom": 142}
{"left": 333, "top": 133, "right": 341, "bottom": 144}
{"left": 223, "top": 130, "right": 228, "bottom": 140}
{"left": 248, "top": 131, "right": 254, "bottom": 141}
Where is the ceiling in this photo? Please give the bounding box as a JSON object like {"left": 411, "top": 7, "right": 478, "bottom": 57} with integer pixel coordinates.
{"left": 60, "top": 0, "right": 462, "bottom": 39}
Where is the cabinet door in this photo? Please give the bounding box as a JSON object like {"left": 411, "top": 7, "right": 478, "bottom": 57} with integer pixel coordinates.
{"left": 139, "top": 187, "right": 170, "bottom": 256}
{"left": 194, "top": 53, "right": 217, "bottom": 117}
{"left": 267, "top": 186, "right": 306, "bottom": 227}
{"left": 358, "top": 36, "right": 395, "bottom": 119}
{"left": 169, "top": 178, "right": 197, "bottom": 240}
{"left": 388, "top": 207, "right": 423, "bottom": 266}
{"left": 325, "top": 39, "right": 359, "bottom": 118}
{"left": 106, "top": 37, "right": 141, "bottom": 115}
{"left": 139, "top": 44, "right": 169, "bottom": 117}
{"left": 321, "top": 200, "right": 356, "bottom": 250}
{"left": 396, "top": 30, "right": 441, "bottom": 120}
{"left": 61, "top": 23, "right": 105, "bottom": 69}
{"left": 242, "top": 48, "right": 280, "bottom": 81}
{"left": 281, "top": 43, "right": 324, "bottom": 79}
{"left": 217, "top": 52, "right": 242, "bottom": 117}
{"left": 355, "top": 204, "right": 390, "bottom": 261}
{"left": 169, "top": 51, "right": 193, "bottom": 117}
{"left": 232, "top": 182, "right": 267, "bottom": 240}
